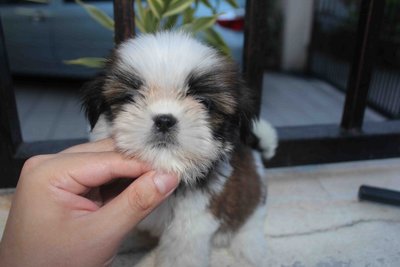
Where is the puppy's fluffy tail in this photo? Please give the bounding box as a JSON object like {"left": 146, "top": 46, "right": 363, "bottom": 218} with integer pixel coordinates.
{"left": 252, "top": 119, "right": 278, "bottom": 160}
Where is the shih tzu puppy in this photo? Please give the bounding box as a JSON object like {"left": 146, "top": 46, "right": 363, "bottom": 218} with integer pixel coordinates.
{"left": 82, "top": 31, "right": 277, "bottom": 267}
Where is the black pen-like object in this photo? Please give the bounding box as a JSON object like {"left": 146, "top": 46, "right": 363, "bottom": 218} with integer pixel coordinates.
{"left": 358, "top": 185, "right": 400, "bottom": 207}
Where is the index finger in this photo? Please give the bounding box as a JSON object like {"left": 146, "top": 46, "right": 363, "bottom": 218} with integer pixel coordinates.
{"left": 60, "top": 138, "right": 115, "bottom": 154}
{"left": 47, "top": 152, "right": 151, "bottom": 195}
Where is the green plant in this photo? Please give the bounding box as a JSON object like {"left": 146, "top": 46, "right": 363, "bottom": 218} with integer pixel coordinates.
{"left": 65, "top": 0, "right": 238, "bottom": 68}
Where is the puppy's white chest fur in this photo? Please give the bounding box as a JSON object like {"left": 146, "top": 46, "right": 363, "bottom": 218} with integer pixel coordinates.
{"left": 137, "top": 159, "right": 232, "bottom": 236}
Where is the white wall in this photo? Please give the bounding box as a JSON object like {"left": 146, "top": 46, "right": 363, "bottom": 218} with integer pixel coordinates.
{"left": 281, "top": 0, "right": 314, "bottom": 72}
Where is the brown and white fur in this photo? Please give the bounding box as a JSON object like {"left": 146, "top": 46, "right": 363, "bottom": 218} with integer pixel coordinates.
{"left": 82, "top": 31, "right": 277, "bottom": 267}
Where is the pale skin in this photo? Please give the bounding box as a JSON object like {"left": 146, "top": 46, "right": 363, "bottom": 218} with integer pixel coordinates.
{"left": 0, "top": 138, "right": 179, "bottom": 267}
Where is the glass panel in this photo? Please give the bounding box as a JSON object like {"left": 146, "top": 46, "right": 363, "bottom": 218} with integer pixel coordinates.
{"left": 367, "top": 0, "right": 400, "bottom": 120}
{"left": 309, "top": 0, "right": 361, "bottom": 90}
{"left": 260, "top": 0, "right": 388, "bottom": 127}
{"left": 2, "top": 0, "right": 249, "bottom": 142}
{"left": 0, "top": 0, "right": 114, "bottom": 141}
{"left": 13, "top": 79, "right": 89, "bottom": 142}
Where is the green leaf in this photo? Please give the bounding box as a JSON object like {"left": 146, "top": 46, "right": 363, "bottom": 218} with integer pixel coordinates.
{"left": 135, "top": 0, "right": 145, "bottom": 20}
{"left": 200, "top": 0, "right": 212, "bottom": 8}
{"left": 203, "top": 28, "right": 231, "bottom": 56}
{"left": 189, "top": 15, "right": 218, "bottom": 32}
{"left": 135, "top": 17, "right": 146, "bottom": 33}
{"left": 163, "top": 0, "right": 194, "bottom": 17}
{"left": 135, "top": 0, "right": 148, "bottom": 32}
{"left": 163, "top": 14, "right": 179, "bottom": 30}
{"left": 143, "top": 9, "right": 159, "bottom": 33}
{"left": 147, "top": 0, "right": 164, "bottom": 19}
{"left": 64, "top": 57, "right": 106, "bottom": 68}
{"left": 75, "top": 0, "right": 114, "bottom": 31}
{"left": 224, "top": 0, "right": 238, "bottom": 8}
{"left": 182, "top": 7, "right": 195, "bottom": 24}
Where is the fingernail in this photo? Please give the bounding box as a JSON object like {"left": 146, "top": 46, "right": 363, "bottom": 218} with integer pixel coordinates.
{"left": 153, "top": 173, "right": 179, "bottom": 195}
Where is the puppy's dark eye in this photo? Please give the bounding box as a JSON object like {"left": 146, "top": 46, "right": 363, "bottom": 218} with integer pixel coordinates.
{"left": 197, "top": 97, "right": 212, "bottom": 110}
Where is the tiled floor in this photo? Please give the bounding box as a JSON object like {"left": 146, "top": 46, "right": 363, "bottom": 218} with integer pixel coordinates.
{"left": 260, "top": 73, "right": 385, "bottom": 127}
{"left": 13, "top": 79, "right": 88, "bottom": 142}
{"left": 1, "top": 158, "right": 399, "bottom": 266}
{"left": 13, "top": 72, "right": 386, "bottom": 142}
{"left": 263, "top": 159, "right": 400, "bottom": 267}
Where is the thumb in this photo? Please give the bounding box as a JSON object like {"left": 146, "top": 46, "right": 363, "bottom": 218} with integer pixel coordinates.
{"left": 93, "top": 171, "right": 179, "bottom": 237}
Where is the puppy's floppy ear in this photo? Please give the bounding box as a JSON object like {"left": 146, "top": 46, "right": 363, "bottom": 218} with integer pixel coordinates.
{"left": 81, "top": 74, "right": 107, "bottom": 129}
{"left": 237, "top": 81, "right": 258, "bottom": 144}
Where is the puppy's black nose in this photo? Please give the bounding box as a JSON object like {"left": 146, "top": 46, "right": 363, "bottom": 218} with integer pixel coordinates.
{"left": 153, "top": 114, "right": 177, "bottom": 133}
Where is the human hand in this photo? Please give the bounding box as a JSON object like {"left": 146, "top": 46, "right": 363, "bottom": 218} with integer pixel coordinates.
{"left": 0, "top": 138, "right": 179, "bottom": 267}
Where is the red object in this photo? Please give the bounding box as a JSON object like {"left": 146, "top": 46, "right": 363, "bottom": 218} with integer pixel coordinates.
{"left": 216, "top": 17, "right": 245, "bottom": 31}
